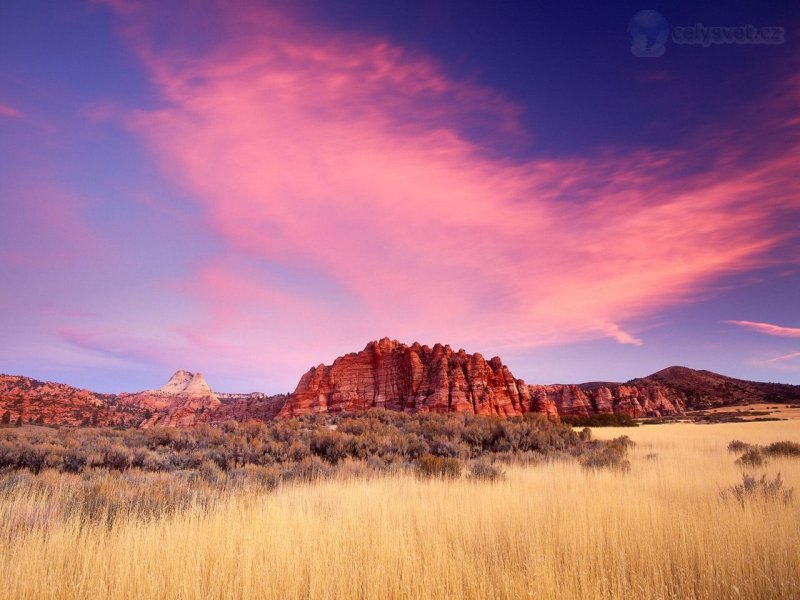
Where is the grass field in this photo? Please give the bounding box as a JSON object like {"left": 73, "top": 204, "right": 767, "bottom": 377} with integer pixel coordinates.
{"left": 1, "top": 420, "right": 799, "bottom": 599}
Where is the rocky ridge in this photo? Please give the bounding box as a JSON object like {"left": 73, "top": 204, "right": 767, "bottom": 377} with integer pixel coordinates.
{"left": 3, "top": 338, "right": 800, "bottom": 427}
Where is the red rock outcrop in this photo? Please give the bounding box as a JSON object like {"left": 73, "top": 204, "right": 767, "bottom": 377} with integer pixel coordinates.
{"left": 210, "top": 393, "right": 288, "bottom": 423}
{"left": 528, "top": 383, "right": 686, "bottom": 418}
{"left": 279, "top": 338, "right": 558, "bottom": 418}
{"left": 0, "top": 375, "right": 146, "bottom": 426}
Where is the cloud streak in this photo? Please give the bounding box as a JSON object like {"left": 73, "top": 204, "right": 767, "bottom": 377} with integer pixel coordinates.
{"left": 0, "top": 104, "right": 21, "bottom": 119}
{"left": 727, "top": 320, "right": 800, "bottom": 338}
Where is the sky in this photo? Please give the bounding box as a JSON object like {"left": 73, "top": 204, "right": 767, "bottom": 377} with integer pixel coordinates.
{"left": 1, "top": 0, "right": 799, "bottom": 393}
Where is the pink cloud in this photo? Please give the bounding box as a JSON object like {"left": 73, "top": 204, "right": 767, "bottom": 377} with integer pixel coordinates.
{"left": 0, "top": 104, "right": 21, "bottom": 119}
{"left": 96, "top": 1, "right": 800, "bottom": 375}
{"left": 765, "top": 352, "right": 800, "bottom": 364}
{"left": 727, "top": 321, "right": 800, "bottom": 338}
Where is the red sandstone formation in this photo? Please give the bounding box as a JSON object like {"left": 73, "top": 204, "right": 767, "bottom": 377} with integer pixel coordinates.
{"left": 527, "top": 383, "right": 685, "bottom": 418}
{"left": 280, "top": 338, "right": 558, "bottom": 418}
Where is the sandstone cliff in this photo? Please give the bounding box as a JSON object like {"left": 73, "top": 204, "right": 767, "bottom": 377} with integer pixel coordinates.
{"left": 527, "top": 382, "right": 686, "bottom": 418}
{"left": 280, "top": 338, "right": 558, "bottom": 418}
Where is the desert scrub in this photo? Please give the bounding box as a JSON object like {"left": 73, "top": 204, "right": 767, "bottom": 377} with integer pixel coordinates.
{"left": 561, "top": 413, "right": 638, "bottom": 427}
{"left": 736, "top": 447, "right": 767, "bottom": 467}
{"left": 0, "top": 412, "right": 581, "bottom": 478}
{"left": 579, "top": 437, "right": 633, "bottom": 471}
{"left": 414, "top": 455, "right": 463, "bottom": 479}
{"left": 764, "top": 441, "right": 800, "bottom": 457}
{"left": 727, "top": 440, "right": 751, "bottom": 453}
{"left": 467, "top": 457, "right": 504, "bottom": 481}
{"left": 720, "top": 472, "right": 794, "bottom": 507}
{"left": 731, "top": 440, "right": 800, "bottom": 467}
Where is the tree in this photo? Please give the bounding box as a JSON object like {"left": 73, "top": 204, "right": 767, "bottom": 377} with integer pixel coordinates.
{"left": 14, "top": 416, "right": 22, "bottom": 427}
{"left": 1, "top": 411, "right": 10, "bottom": 425}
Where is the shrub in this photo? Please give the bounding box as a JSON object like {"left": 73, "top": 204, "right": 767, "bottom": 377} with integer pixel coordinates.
{"left": 17, "top": 444, "right": 50, "bottom": 474}
{"left": 198, "top": 459, "right": 223, "bottom": 484}
{"left": 736, "top": 448, "right": 767, "bottom": 467}
{"left": 229, "top": 464, "right": 281, "bottom": 489}
{"left": 578, "top": 427, "right": 592, "bottom": 442}
{"left": 612, "top": 435, "right": 635, "bottom": 449}
{"left": 60, "top": 449, "right": 88, "bottom": 473}
{"left": 468, "top": 458, "right": 504, "bottom": 481}
{"left": 310, "top": 430, "right": 350, "bottom": 464}
{"left": 580, "top": 438, "right": 631, "bottom": 472}
{"left": 720, "top": 473, "right": 793, "bottom": 507}
{"left": 764, "top": 441, "right": 800, "bottom": 457}
{"left": 562, "top": 413, "right": 638, "bottom": 427}
{"left": 415, "top": 455, "right": 463, "bottom": 479}
{"left": 102, "top": 446, "right": 131, "bottom": 471}
{"left": 284, "top": 456, "right": 330, "bottom": 482}
{"left": 427, "top": 437, "right": 464, "bottom": 458}
{"left": 727, "top": 440, "right": 750, "bottom": 453}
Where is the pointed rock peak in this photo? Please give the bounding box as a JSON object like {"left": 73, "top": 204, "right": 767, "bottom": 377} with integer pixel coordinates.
{"left": 184, "top": 372, "right": 212, "bottom": 394}
{"left": 161, "top": 370, "right": 195, "bottom": 393}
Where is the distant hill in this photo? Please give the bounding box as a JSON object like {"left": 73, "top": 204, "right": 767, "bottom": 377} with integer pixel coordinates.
{"left": 631, "top": 366, "right": 800, "bottom": 406}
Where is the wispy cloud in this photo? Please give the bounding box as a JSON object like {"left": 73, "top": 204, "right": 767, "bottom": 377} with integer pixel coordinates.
{"left": 726, "top": 320, "right": 800, "bottom": 338}
{"left": 764, "top": 352, "right": 800, "bottom": 364}
{"left": 82, "top": 0, "right": 800, "bottom": 381}
{"left": 0, "top": 104, "right": 21, "bottom": 119}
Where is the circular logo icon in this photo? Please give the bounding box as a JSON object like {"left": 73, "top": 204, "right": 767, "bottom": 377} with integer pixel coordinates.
{"left": 628, "top": 10, "right": 669, "bottom": 57}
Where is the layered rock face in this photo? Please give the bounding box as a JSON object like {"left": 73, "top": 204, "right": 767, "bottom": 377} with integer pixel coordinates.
{"left": 279, "top": 338, "right": 558, "bottom": 418}
{"left": 211, "top": 393, "right": 288, "bottom": 423}
{"left": 528, "top": 383, "right": 686, "bottom": 418}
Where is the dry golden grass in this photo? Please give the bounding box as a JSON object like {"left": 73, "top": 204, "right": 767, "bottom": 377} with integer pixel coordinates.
{"left": 700, "top": 403, "right": 800, "bottom": 420}
{"left": 2, "top": 421, "right": 800, "bottom": 600}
